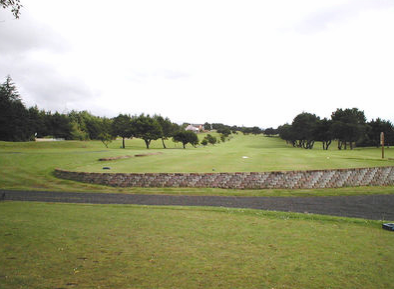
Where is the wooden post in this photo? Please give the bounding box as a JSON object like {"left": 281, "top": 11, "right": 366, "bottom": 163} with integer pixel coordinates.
{"left": 380, "top": 132, "right": 384, "bottom": 159}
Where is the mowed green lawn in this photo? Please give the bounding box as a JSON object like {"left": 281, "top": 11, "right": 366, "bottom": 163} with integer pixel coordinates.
{"left": 70, "top": 134, "right": 394, "bottom": 173}
{"left": 1, "top": 202, "right": 393, "bottom": 289}
{"left": 1, "top": 136, "right": 394, "bottom": 288}
{"left": 0, "top": 134, "right": 393, "bottom": 196}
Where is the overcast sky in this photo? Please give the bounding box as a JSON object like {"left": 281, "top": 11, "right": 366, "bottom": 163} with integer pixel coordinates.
{"left": 1, "top": 0, "right": 393, "bottom": 128}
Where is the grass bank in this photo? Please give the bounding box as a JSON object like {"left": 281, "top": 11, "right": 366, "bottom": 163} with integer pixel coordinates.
{"left": 1, "top": 202, "right": 393, "bottom": 289}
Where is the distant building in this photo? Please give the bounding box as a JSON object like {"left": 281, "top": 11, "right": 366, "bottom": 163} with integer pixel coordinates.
{"left": 185, "top": 124, "right": 204, "bottom": 133}
{"left": 35, "top": 138, "right": 65, "bottom": 142}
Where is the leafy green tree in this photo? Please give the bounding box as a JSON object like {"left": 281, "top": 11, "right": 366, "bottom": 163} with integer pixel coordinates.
{"left": 264, "top": 127, "right": 277, "bottom": 137}
{"left": 68, "top": 110, "right": 89, "bottom": 140}
{"left": 47, "top": 112, "right": 72, "bottom": 139}
{"left": 277, "top": 123, "right": 296, "bottom": 146}
{"left": 331, "top": 108, "right": 367, "bottom": 150}
{"left": 217, "top": 127, "right": 232, "bottom": 137}
{"left": 81, "top": 111, "right": 101, "bottom": 140}
{"left": 1, "top": 0, "right": 22, "bottom": 18}
{"left": 251, "top": 126, "right": 263, "bottom": 135}
{"left": 68, "top": 111, "right": 111, "bottom": 140}
{"left": 37, "top": 110, "right": 52, "bottom": 137}
{"left": 314, "top": 118, "right": 333, "bottom": 150}
{"left": 132, "top": 114, "right": 162, "bottom": 149}
{"left": 27, "top": 106, "right": 45, "bottom": 139}
{"left": 230, "top": 126, "right": 239, "bottom": 134}
{"left": 111, "top": 114, "right": 133, "bottom": 148}
{"left": 203, "top": 122, "right": 212, "bottom": 131}
{"left": 291, "top": 112, "right": 320, "bottom": 149}
{"left": 173, "top": 130, "right": 199, "bottom": 149}
{"left": 154, "top": 115, "right": 179, "bottom": 149}
{"left": 203, "top": 134, "right": 217, "bottom": 145}
{"left": 361, "top": 118, "right": 394, "bottom": 148}
{"left": 212, "top": 123, "right": 226, "bottom": 131}
{"left": 241, "top": 126, "right": 263, "bottom": 135}
{"left": 70, "top": 121, "right": 89, "bottom": 140}
{"left": 98, "top": 132, "right": 113, "bottom": 148}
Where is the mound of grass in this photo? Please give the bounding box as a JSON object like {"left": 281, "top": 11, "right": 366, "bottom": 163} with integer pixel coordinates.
{"left": 1, "top": 202, "right": 393, "bottom": 289}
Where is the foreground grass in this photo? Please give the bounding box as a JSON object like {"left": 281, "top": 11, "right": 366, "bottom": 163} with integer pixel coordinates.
{"left": 1, "top": 135, "right": 394, "bottom": 196}
{"left": 1, "top": 202, "right": 393, "bottom": 289}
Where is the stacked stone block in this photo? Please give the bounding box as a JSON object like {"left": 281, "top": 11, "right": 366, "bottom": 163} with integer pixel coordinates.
{"left": 54, "top": 166, "right": 394, "bottom": 190}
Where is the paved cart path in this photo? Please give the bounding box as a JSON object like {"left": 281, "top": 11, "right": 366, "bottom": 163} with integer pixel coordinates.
{"left": 2, "top": 190, "right": 394, "bottom": 221}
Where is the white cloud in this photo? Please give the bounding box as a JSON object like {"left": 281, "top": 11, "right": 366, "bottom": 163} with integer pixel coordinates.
{"left": 0, "top": 0, "right": 393, "bottom": 127}
{"left": 294, "top": 0, "right": 394, "bottom": 34}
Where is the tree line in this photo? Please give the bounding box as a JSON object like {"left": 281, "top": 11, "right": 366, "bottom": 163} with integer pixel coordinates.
{"left": 0, "top": 76, "right": 264, "bottom": 148}
{"left": 276, "top": 109, "right": 394, "bottom": 150}
{"left": 4, "top": 76, "right": 391, "bottom": 150}
{"left": 0, "top": 76, "right": 194, "bottom": 148}
{"left": 203, "top": 123, "right": 264, "bottom": 135}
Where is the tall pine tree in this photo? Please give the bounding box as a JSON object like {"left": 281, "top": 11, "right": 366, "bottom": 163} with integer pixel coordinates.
{"left": 0, "top": 76, "right": 32, "bottom": 141}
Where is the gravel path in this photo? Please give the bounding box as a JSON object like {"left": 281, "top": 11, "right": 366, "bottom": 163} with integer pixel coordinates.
{"left": 2, "top": 190, "right": 394, "bottom": 221}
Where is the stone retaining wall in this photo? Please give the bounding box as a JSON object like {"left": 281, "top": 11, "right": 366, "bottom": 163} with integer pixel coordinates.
{"left": 54, "top": 166, "right": 394, "bottom": 189}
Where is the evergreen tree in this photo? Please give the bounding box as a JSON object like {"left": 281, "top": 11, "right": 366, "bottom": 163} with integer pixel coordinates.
{"left": 0, "top": 76, "right": 32, "bottom": 141}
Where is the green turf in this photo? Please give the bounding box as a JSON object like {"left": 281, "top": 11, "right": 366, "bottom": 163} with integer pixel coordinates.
{"left": 1, "top": 134, "right": 394, "bottom": 196}
{"left": 70, "top": 134, "right": 394, "bottom": 173}
{"left": 1, "top": 202, "right": 393, "bottom": 289}
{"left": 1, "top": 136, "right": 394, "bottom": 288}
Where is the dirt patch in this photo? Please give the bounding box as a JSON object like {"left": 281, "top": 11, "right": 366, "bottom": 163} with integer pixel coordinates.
{"left": 99, "top": 155, "right": 133, "bottom": 161}
{"left": 99, "top": 152, "right": 163, "bottom": 161}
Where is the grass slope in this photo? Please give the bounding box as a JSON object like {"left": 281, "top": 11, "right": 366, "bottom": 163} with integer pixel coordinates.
{"left": 1, "top": 202, "right": 393, "bottom": 289}
{"left": 1, "top": 134, "right": 394, "bottom": 196}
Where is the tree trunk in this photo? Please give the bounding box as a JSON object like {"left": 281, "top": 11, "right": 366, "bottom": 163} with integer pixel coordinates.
{"left": 161, "top": 138, "right": 167, "bottom": 149}
{"left": 122, "top": 137, "right": 125, "bottom": 148}
{"left": 325, "top": 140, "right": 331, "bottom": 150}
{"left": 144, "top": 139, "right": 151, "bottom": 149}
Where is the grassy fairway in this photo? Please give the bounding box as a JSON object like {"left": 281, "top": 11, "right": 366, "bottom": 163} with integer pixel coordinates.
{"left": 1, "top": 202, "right": 393, "bottom": 289}
{"left": 70, "top": 134, "right": 394, "bottom": 173}
{"left": 1, "top": 134, "right": 394, "bottom": 196}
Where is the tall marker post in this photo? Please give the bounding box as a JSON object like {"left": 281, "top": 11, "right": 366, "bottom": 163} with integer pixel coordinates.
{"left": 380, "top": 132, "right": 384, "bottom": 159}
